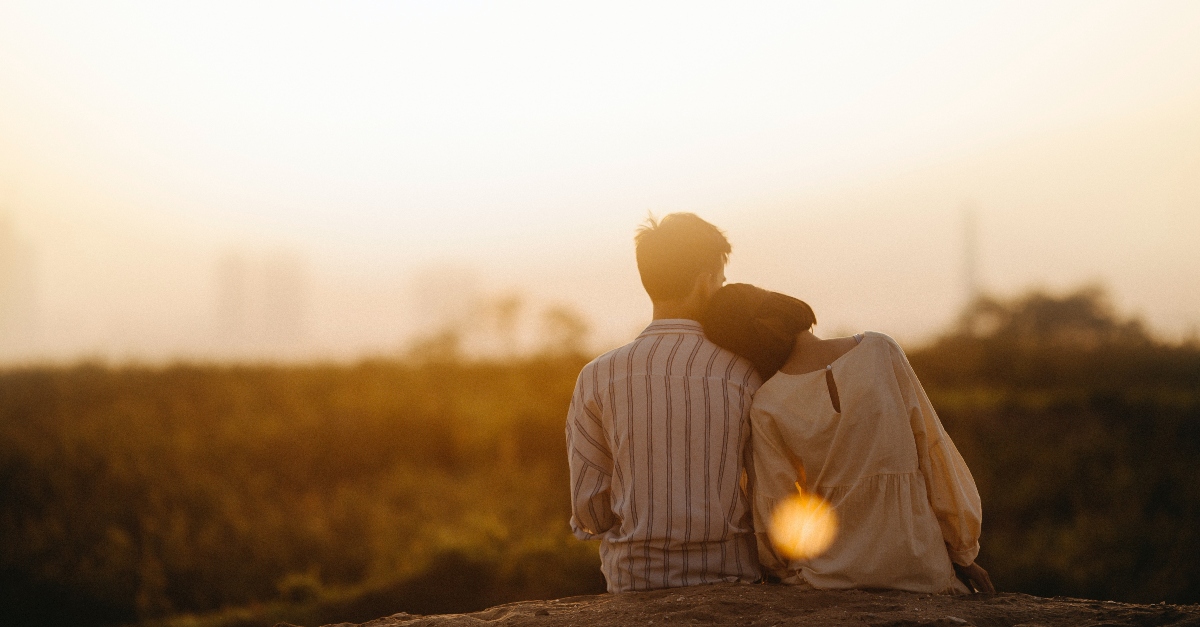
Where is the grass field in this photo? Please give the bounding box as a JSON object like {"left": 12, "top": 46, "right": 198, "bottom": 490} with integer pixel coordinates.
{"left": 2, "top": 288, "right": 1198, "bottom": 627}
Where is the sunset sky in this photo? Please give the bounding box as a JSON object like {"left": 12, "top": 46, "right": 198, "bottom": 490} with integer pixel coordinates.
{"left": 1, "top": 1, "right": 1198, "bottom": 362}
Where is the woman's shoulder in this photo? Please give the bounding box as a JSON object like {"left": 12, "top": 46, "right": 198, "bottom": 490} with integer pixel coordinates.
{"left": 861, "top": 331, "right": 905, "bottom": 355}
{"left": 848, "top": 332, "right": 915, "bottom": 375}
{"left": 854, "top": 332, "right": 923, "bottom": 384}
{"left": 750, "top": 368, "right": 823, "bottom": 421}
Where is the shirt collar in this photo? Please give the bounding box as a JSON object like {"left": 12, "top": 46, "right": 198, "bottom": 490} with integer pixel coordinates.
{"left": 637, "top": 319, "right": 705, "bottom": 338}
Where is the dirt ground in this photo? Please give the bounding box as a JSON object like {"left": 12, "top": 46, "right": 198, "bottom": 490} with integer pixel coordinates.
{"left": 310, "top": 583, "right": 1200, "bottom": 627}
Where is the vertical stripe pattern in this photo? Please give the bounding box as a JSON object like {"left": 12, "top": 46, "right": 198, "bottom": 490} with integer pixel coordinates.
{"left": 566, "top": 319, "right": 763, "bottom": 592}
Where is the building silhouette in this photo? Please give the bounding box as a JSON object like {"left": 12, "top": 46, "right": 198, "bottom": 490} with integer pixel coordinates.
{"left": 0, "top": 213, "right": 38, "bottom": 360}
{"left": 213, "top": 249, "right": 308, "bottom": 359}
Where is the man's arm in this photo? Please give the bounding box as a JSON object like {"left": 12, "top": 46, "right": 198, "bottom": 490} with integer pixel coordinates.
{"left": 566, "top": 366, "right": 616, "bottom": 539}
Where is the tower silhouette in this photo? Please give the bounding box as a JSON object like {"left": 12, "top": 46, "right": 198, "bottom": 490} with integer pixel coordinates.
{"left": 961, "top": 202, "right": 981, "bottom": 304}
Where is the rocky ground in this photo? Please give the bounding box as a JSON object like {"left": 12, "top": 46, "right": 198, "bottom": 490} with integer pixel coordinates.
{"left": 305, "top": 583, "right": 1200, "bottom": 627}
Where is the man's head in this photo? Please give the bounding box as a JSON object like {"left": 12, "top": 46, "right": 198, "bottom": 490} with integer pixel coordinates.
{"left": 634, "top": 213, "right": 730, "bottom": 317}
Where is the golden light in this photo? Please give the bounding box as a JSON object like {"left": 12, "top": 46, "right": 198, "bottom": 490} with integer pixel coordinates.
{"left": 768, "top": 488, "right": 838, "bottom": 561}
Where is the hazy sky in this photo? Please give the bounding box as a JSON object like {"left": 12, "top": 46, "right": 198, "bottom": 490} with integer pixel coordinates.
{"left": 1, "top": 1, "right": 1198, "bottom": 362}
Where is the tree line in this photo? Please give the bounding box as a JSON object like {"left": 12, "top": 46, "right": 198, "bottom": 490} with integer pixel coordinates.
{"left": 0, "top": 287, "right": 1197, "bottom": 627}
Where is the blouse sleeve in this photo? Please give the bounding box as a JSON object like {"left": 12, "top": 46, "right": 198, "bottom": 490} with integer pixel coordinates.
{"left": 750, "top": 408, "right": 803, "bottom": 579}
{"left": 890, "top": 340, "right": 983, "bottom": 566}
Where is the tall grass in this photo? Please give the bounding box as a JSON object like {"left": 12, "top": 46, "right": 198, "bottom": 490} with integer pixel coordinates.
{"left": 1, "top": 288, "right": 1197, "bottom": 627}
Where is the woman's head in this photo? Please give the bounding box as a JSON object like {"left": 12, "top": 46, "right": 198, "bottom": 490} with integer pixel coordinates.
{"left": 701, "top": 283, "right": 817, "bottom": 380}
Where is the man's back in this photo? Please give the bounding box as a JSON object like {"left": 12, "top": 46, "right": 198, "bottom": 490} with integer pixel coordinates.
{"left": 566, "top": 319, "right": 763, "bottom": 592}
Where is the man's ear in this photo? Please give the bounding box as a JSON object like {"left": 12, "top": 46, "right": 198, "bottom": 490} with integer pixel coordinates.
{"left": 691, "top": 272, "right": 714, "bottom": 299}
{"left": 703, "top": 269, "right": 726, "bottom": 298}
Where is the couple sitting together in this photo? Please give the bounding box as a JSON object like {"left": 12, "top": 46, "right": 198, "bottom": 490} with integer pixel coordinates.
{"left": 566, "top": 213, "right": 994, "bottom": 595}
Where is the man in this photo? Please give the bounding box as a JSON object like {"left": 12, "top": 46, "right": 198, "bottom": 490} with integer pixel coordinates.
{"left": 566, "top": 213, "right": 763, "bottom": 592}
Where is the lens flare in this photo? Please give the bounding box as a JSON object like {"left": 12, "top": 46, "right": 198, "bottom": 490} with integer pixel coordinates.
{"left": 768, "top": 489, "right": 838, "bottom": 560}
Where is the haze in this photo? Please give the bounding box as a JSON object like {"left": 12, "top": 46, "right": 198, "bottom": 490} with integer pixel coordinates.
{"left": 1, "top": 1, "right": 1198, "bottom": 363}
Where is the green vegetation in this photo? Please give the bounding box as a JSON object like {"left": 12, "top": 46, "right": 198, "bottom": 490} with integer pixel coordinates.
{"left": 1, "top": 287, "right": 1197, "bottom": 627}
{"left": 0, "top": 357, "right": 604, "bottom": 627}
{"left": 911, "top": 287, "right": 1200, "bottom": 603}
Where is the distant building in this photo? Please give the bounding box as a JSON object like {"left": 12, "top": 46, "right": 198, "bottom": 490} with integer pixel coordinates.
{"left": 214, "top": 252, "right": 250, "bottom": 345}
{"left": 0, "top": 214, "right": 38, "bottom": 360}
{"left": 213, "top": 250, "right": 308, "bottom": 359}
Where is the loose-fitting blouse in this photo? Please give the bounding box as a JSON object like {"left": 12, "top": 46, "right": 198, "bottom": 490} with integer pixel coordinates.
{"left": 750, "top": 332, "right": 981, "bottom": 593}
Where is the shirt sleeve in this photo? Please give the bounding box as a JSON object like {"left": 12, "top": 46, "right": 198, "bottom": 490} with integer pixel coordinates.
{"left": 565, "top": 363, "right": 616, "bottom": 540}
{"left": 750, "top": 408, "right": 802, "bottom": 579}
{"left": 891, "top": 341, "right": 983, "bottom": 567}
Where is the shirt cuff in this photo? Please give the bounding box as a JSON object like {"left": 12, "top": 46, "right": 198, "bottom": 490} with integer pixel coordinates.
{"left": 571, "top": 521, "right": 601, "bottom": 541}
{"left": 947, "top": 542, "right": 980, "bottom": 567}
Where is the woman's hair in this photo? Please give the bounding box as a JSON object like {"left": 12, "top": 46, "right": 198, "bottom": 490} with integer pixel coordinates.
{"left": 701, "top": 283, "right": 817, "bottom": 380}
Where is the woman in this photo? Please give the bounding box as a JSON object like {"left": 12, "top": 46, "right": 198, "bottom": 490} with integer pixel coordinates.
{"left": 701, "top": 283, "right": 994, "bottom": 594}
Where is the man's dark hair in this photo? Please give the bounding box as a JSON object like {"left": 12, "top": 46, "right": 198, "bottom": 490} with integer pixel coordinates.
{"left": 701, "top": 283, "right": 817, "bottom": 380}
{"left": 634, "top": 213, "right": 731, "bottom": 301}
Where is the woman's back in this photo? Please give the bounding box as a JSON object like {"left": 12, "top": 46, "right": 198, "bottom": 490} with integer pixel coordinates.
{"left": 750, "top": 332, "right": 979, "bottom": 593}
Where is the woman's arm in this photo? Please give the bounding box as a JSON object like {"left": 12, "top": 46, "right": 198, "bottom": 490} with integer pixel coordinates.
{"left": 954, "top": 561, "right": 996, "bottom": 593}
{"left": 890, "top": 339, "right": 984, "bottom": 568}
{"left": 750, "top": 410, "right": 806, "bottom": 579}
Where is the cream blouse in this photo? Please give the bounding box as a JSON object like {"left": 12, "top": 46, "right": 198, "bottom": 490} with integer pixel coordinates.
{"left": 750, "top": 332, "right": 981, "bottom": 593}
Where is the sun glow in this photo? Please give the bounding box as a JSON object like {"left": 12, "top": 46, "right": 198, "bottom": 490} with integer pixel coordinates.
{"left": 1, "top": 2, "right": 1198, "bottom": 363}
{"left": 769, "top": 485, "right": 838, "bottom": 561}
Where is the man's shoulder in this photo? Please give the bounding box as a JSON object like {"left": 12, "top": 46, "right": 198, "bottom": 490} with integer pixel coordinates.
{"left": 674, "top": 331, "right": 760, "bottom": 384}
{"left": 574, "top": 339, "right": 639, "bottom": 390}
{"left": 576, "top": 333, "right": 758, "bottom": 386}
{"left": 581, "top": 339, "right": 639, "bottom": 370}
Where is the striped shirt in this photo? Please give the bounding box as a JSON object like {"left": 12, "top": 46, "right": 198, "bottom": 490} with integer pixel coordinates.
{"left": 566, "top": 319, "right": 764, "bottom": 592}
